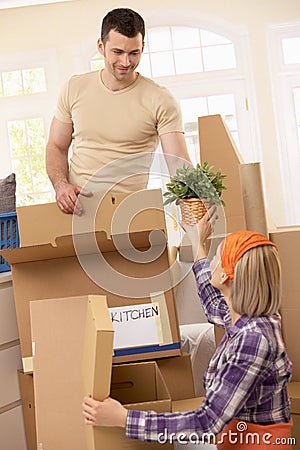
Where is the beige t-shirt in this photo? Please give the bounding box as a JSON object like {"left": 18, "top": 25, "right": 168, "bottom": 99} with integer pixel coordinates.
{"left": 55, "top": 71, "right": 184, "bottom": 193}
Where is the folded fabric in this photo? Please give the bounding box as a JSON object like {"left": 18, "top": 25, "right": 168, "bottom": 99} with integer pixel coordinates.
{"left": 0, "top": 173, "right": 16, "bottom": 214}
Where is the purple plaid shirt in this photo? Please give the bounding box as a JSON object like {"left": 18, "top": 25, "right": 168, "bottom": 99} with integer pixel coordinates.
{"left": 126, "top": 258, "right": 292, "bottom": 442}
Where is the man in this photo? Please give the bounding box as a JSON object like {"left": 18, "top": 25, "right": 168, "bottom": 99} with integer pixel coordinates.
{"left": 46, "top": 7, "right": 192, "bottom": 214}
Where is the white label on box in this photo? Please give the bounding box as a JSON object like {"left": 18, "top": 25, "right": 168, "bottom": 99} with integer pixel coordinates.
{"left": 109, "top": 303, "right": 160, "bottom": 350}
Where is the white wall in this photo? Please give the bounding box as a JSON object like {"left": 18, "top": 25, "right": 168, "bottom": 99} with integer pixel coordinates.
{"left": 0, "top": 0, "right": 299, "bottom": 225}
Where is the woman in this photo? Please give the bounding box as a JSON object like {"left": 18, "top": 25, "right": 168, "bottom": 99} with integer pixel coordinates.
{"left": 82, "top": 207, "right": 293, "bottom": 449}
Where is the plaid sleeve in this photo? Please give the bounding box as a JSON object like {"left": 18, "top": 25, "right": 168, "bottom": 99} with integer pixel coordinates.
{"left": 193, "top": 259, "right": 231, "bottom": 328}
{"left": 126, "top": 410, "right": 148, "bottom": 441}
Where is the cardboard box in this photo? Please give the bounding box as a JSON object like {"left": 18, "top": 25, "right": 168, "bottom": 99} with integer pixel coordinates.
{"left": 287, "top": 382, "right": 300, "bottom": 448}
{"left": 1, "top": 189, "right": 181, "bottom": 367}
{"left": 198, "top": 114, "right": 245, "bottom": 233}
{"left": 269, "top": 228, "right": 300, "bottom": 381}
{"left": 30, "top": 295, "right": 195, "bottom": 450}
{"left": 17, "top": 371, "right": 37, "bottom": 450}
{"left": 214, "top": 325, "right": 225, "bottom": 348}
{"left": 172, "top": 397, "right": 205, "bottom": 412}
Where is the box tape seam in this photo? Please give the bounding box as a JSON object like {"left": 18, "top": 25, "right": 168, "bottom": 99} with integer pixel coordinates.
{"left": 150, "top": 291, "right": 173, "bottom": 346}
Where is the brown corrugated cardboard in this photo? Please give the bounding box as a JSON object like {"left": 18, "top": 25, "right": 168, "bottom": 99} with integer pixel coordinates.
{"left": 288, "top": 382, "right": 300, "bottom": 414}
{"left": 156, "top": 354, "right": 195, "bottom": 400}
{"left": 17, "top": 189, "right": 167, "bottom": 247}
{"left": 239, "top": 163, "right": 269, "bottom": 236}
{"left": 31, "top": 296, "right": 93, "bottom": 450}
{"left": 172, "top": 397, "right": 205, "bottom": 412}
{"left": 83, "top": 295, "right": 114, "bottom": 403}
{"left": 287, "top": 382, "right": 300, "bottom": 448}
{"left": 30, "top": 295, "right": 177, "bottom": 450}
{"left": 1, "top": 189, "right": 181, "bottom": 366}
{"left": 198, "top": 114, "right": 245, "bottom": 233}
{"left": 269, "top": 228, "right": 300, "bottom": 381}
{"left": 92, "top": 362, "right": 173, "bottom": 450}
{"left": 214, "top": 325, "right": 225, "bottom": 348}
{"left": 17, "top": 371, "right": 37, "bottom": 450}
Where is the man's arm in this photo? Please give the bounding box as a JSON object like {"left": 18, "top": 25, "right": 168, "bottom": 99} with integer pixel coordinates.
{"left": 160, "top": 132, "right": 193, "bottom": 176}
{"left": 46, "top": 117, "right": 91, "bottom": 214}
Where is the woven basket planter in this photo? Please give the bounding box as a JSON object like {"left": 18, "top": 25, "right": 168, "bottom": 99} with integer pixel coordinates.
{"left": 179, "top": 198, "right": 207, "bottom": 225}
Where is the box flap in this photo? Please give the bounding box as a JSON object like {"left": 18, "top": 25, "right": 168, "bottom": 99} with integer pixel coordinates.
{"left": 30, "top": 295, "right": 115, "bottom": 450}
{"left": 83, "top": 296, "right": 114, "bottom": 401}
{"left": 17, "top": 189, "right": 166, "bottom": 247}
{"left": 1, "top": 229, "right": 167, "bottom": 265}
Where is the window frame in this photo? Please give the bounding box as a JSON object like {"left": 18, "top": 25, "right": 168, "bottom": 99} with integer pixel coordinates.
{"left": 0, "top": 48, "right": 59, "bottom": 204}
{"left": 266, "top": 21, "right": 300, "bottom": 225}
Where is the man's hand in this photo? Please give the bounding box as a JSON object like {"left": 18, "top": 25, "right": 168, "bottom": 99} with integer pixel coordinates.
{"left": 54, "top": 180, "right": 92, "bottom": 215}
{"left": 82, "top": 396, "right": 128, "bottom": 428}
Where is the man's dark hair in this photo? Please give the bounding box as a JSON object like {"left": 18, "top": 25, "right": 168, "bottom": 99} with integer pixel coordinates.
{"left": 101, "top": 8, "right": 145, "bottom": 44}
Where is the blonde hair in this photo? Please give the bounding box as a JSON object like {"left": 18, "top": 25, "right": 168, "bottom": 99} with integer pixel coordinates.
{"left": 230, "top": 245, "right": 281, "bottom": 317}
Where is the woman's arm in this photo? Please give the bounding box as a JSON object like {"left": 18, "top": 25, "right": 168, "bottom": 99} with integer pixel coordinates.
{"left": 182, "top": 207, "right": 230, "bottom": 327}
{"left": 193, "top": 258, "right": 230, "bottom": 327}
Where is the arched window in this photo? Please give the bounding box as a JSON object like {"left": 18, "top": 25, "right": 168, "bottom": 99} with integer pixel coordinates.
{"left": 139, "top": 26, "right": 236, "bottom": 78}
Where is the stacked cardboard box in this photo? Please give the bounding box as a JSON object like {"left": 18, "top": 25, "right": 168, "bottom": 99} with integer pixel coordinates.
{"left": 2, "top": 189, "right": 203, "bottom": 450}
{"left": 269, "top": 228, "right": 300, "bottom": 447}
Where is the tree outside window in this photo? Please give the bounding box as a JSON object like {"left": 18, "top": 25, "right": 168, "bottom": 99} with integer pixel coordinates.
{"left": 8, "top": 117, "right": 53, "bottom": 206}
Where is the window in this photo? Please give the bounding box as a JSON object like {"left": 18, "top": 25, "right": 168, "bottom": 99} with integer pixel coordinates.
{"left": 0, "top": 49, "right": 58, "bottom": 207}
{"left": 267, "top": 23, "right": 300, "bottom": 225}
{"left": 0, "top": 67, "right": 46, "bottom": 97}
{"left": 294, "top": 87, "right": 300, "bottom": 145}
{"left": 282, "top": 37, "right": 300, "bottom": 64}
{"left": 139, "top": 27, "right": 236, "bottom": 78}
{"left": 180, "top": 93, "right": 239, "bottom": 164}
{"left": 0, "top": 0, "right": 74, "bottom": 9}
{"left": 138, "top": 25, "right": 257, "bottom": 171}
{"left": 8, "top": 117, "right": 53, "bottom": 205}
{"left": 90, "top": 54, "right": 105, "bottom": 72}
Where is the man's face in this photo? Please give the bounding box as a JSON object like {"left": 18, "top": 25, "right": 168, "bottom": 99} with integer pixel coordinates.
{"left": 98, "top": 29, "right": 144, "bottom": 83}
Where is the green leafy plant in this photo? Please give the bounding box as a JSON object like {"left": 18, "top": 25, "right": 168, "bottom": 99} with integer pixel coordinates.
{"left": 163, "top": 162, "right": 227, "bottom": 206}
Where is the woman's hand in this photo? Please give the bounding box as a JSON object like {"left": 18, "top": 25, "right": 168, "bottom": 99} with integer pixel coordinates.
{"left": 181, "top": 203, "right": 218, "bottom": 261}
{"left": 82, "top": 396, "right": 128, "bottom": 428}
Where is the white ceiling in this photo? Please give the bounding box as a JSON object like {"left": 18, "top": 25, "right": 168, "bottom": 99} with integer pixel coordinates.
{"left": 0, "top": 0, "right": 73, "bottom": 9}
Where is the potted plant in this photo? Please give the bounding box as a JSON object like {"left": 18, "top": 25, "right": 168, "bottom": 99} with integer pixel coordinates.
{"left": 163, "top": 162, "right": 226, "bottom": 225}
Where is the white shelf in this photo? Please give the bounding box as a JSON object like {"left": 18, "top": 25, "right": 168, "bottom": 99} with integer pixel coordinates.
{"left": 0, "top": 272, "right": 12, "bottom": 284}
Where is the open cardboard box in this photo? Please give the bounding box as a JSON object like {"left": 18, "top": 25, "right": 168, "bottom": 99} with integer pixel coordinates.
{"left": 29, "top": 294, "right": 201, "bottom": 450}
{"left": 1, "top": 189, "right": 181, "bottom": 368}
